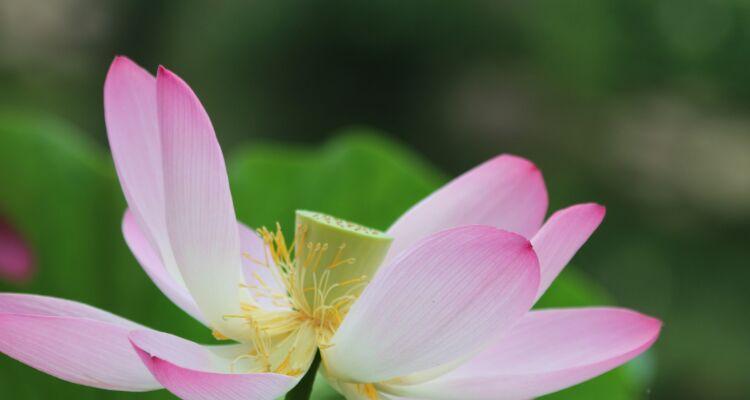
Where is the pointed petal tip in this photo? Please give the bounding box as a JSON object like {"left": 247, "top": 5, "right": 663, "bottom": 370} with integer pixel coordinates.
{"left": 606, "top": 308, "right": 663, "bottom": 358}
{"left": 637, "top": 310, "right": 663, "bottom": 335}
{"left": 490, "top": 153, "right": 544, "bottom": 180}
{"left": 610, "top": 306, "right": 662, "bottom": 327}
{"left": 156, "top": 65, "right": 181, "bottom": 86}
{"left": 494, "top": 225, "right": 537, "bottom": 253}
{"left": 593, "top": 204, "right": 607, "bottom": 221}
{"left": 386, "top": 152, "right": 549, "bottom": 254}
{"left": 494, "top": 153, "right": 541, "bottom": 173}
{"left": 588, "top": 307, "right": 664, "bottom": 347}
{"left": 444, "top": 225, "right": 539, "bottom": 255}
{"left": 549, "top": 202, "right": 607, "bottom": 224}
{"left": 107, "top": 55, "right": 140, "bottom": 76}
{"left": 155, "top": 65, "right": 201, "bottom": 106}
{"left": 104, "top": 56, "right": 154, "bottom": 101}
{"left": 156, "top": 65, "right": 179, "bottom": 83}
{"left": 530, "top": 202, "right": 608, "bottom": 300}
{"left": 586, "top": 202, "right": 607, "bottom": 219}
{"left": 577, "top": 202, "right": 607, "bottom": 219}
{"left": 444, "top": 225, "right": 541, "bottom": 277}
{"left": 112, "top": 54, "right": 127, "bottom": 63}
{"left": 109, "top": 55, "right": 126, "bottom": 67}
{"left": 582, "top": 202, "right": 607, "bottom": 214}
{"left": 491, "top": 153, "right": 549, "bottom": 227}
{"left": 388, "top": 307, "right": 663, "bottom": 400}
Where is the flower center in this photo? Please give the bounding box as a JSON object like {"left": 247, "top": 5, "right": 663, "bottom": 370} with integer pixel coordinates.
{"left": 224, "top": 210, "right": 392, "bottom": 376}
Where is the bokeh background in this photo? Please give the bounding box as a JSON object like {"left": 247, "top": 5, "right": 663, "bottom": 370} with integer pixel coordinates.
{"left": 1, "top": 1, "right": 748, "bottom": 399}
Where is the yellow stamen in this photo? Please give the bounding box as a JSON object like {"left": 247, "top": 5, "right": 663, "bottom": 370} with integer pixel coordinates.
{"left": 358, "top": 383, "right": 379, "bottom": 400}
{"left": 224, "top": 211, "right": 392, "bottom": 378}
{"left": 211, "top": 330, "right": 229, "bottom": 341}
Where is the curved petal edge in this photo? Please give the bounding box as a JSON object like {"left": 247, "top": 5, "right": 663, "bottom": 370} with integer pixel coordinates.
{"left": 130, "top": 330, "right": 298, "bottom": 400}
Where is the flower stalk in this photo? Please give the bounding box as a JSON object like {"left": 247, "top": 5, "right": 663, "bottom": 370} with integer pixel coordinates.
{"left": 285, "top": 351, "right": 321, "bottom": 400}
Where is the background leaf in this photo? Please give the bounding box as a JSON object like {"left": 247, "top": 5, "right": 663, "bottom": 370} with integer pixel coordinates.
{"left": 229, "top": 129, "right": 444, "bottom": 235}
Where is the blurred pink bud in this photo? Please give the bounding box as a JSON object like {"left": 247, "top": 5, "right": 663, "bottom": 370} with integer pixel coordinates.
{"left": 0, "top": 217, "right": 34, "bottom": 284}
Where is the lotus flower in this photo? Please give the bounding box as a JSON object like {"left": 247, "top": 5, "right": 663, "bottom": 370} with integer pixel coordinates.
{"left": 0, "top": 56, "right": 661, "bottom": 400}
{"left": 0, "top": 217, "right": 34, "bottom": 284}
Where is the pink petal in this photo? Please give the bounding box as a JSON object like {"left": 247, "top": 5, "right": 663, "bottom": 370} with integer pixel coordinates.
{"left": 386, "top": 308, "right": 662, "bottom": 400}
{"left": 531, "top": 203, "right": 606, "bottom": 301}
{"left": 0, "top": 218, "right": 34, "bottom": 283}
{"left": 130, "top": 330, "right": 297, "bottom": 400}
{"left": 0, "top": 293, "right": 141, "bottom": 328}
{"left": 325, "top": 226, "right": 540, "bottom": 383}
{"left": 104, "top": 56, "right": 184, "bottom": 285}
{"left": 386, "top": 155, "right": 548, "bottom": 262}
{"left": 124, "top": 213, "right": 285, "bottom": 323}
{"left": 0, "top": 294, "right": 159, "bottom": 391}
{"left": 156, "top": 66, "right": 245, "bottom": 339}
{"left": 123, "top": 210, "right": 205, "bottom": 323}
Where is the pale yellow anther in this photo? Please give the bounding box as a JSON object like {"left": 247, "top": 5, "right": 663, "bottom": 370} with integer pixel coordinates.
{"left": 358, "top": 383, "right": 379, "bottom": 400}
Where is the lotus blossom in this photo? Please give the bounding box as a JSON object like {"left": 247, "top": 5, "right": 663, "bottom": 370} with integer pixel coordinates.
{"left": 0, "top": 56, "right": 661, "bottom": 400}
{"left": 0, "top": 217, "right": 34, "bottom": 284}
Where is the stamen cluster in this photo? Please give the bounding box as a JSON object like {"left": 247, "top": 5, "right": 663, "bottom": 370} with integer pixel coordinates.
{"left": 226, "top": 222, "right": 368, "bottom": 376}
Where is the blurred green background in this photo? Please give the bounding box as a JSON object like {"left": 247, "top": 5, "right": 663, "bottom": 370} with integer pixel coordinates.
{"left": 0, "top": 1, "right": 748, "bottom": 399}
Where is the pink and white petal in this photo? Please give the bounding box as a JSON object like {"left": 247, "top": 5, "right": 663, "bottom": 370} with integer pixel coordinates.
{"left": 385, "top": 308, "right": 662, "bottom": 400}
{"left": 531, "top": 203, "right": 606, "bottom": 301}
{"left": 325, "top": 226, "right": 540, "bottom": 383}
{"left": 0, "top": 314, "right": 161, "bottom": 391}
{"left": 238, "top": 223, "right": 289, "bottom": 311}
{"left": 104, "top": 56, "right": 182, "bottom": 284}
{"left": 0, "top": 293, "right": 160, "bottom": 391}
{"left": 123, "top": 210, "right": 205, "bottom": 324}
{"left": 130, "top": 330, "right": 298, "bottom": 400}
{"left": 0, "top": 218, "right": 34, "bottom": 283}
{"left": 156, "top": 66, "right": 245, "bottom": 339}
{"left": 123, "top": 212, "right": 285, "bottom": 322}
{"left": 386, "top": 154, "right": 548, "bottom": 262}
{"left": 0, "top": 293, "right": 141, "bottom": 328}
